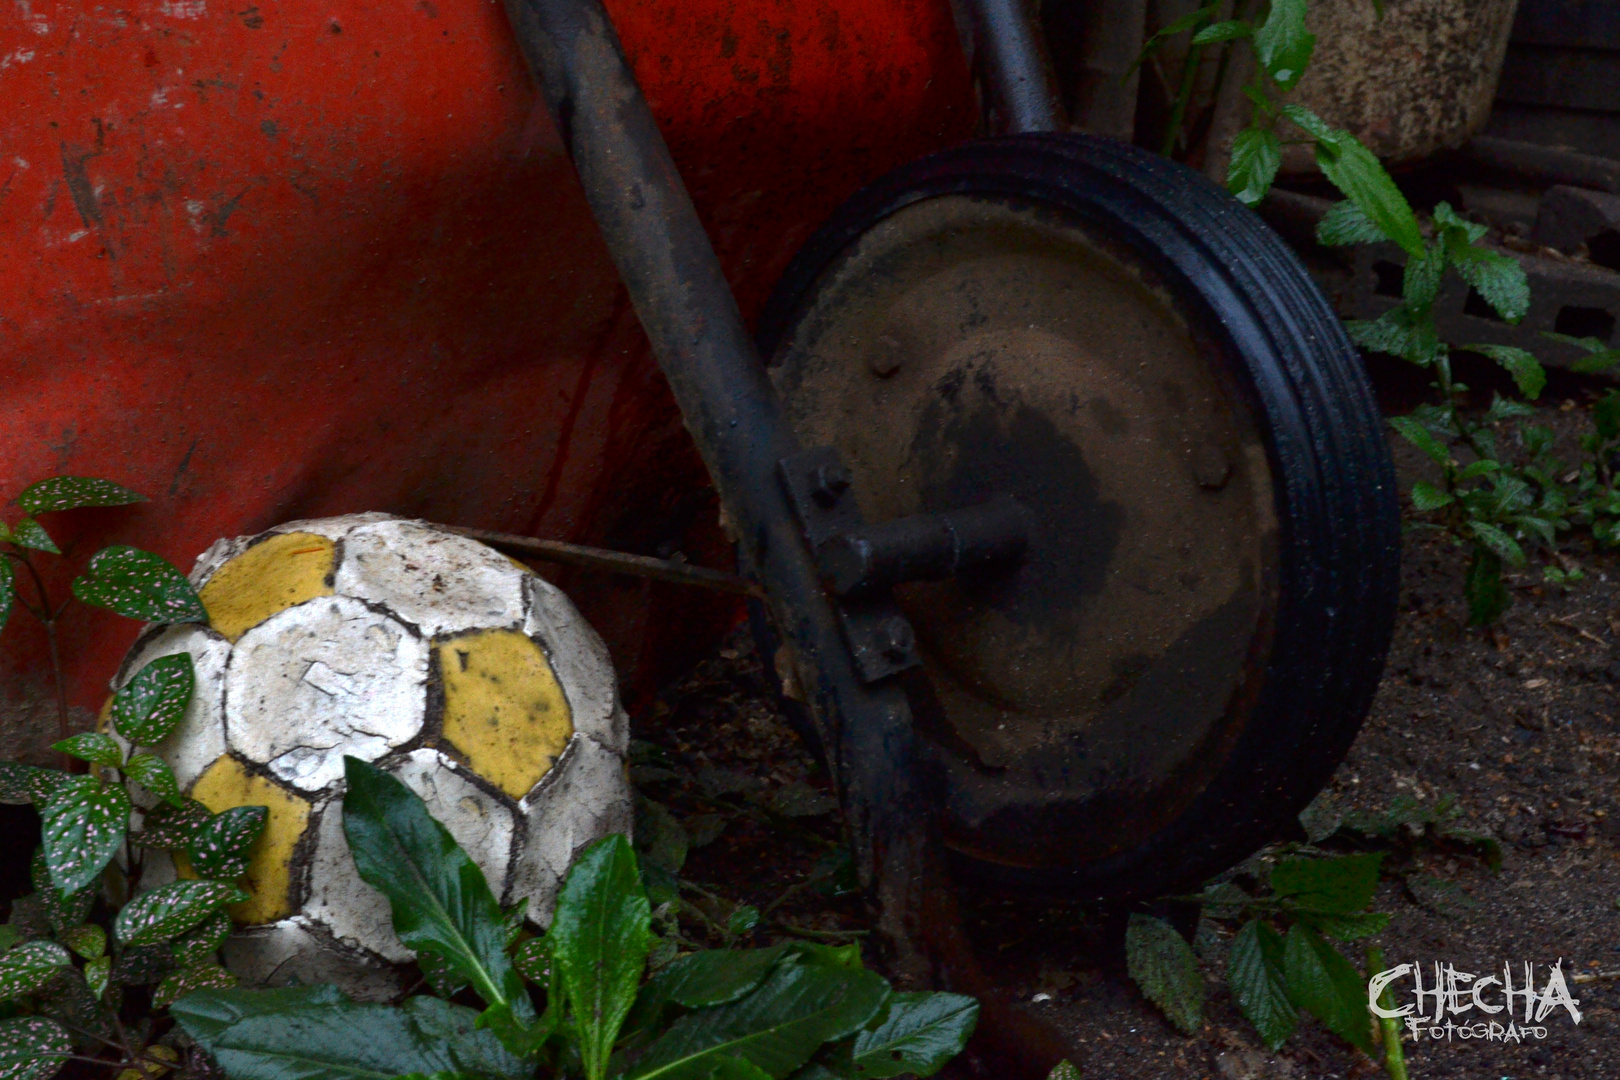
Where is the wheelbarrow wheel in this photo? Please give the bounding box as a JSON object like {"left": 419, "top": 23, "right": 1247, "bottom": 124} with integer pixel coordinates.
{"left": 756, "top": 133, "right": 1400, "bottom": 900}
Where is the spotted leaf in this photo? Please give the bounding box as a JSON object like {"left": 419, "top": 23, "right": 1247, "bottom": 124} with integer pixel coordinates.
{"left": 7, "top": 519, "right": 59, "bottom": 555}
{"left": 50, "top": 733, "right": 123, "bottom": 771}
{"left": 125, "top": 755, "right": 183, "bottom": 808}
{"left": 30, "top": 852, "right": 93, "bottom": 934}
{"left": 0, "top": 558, "right": 13, "bottom": 636}
{"left": 59, "top": 925, "right": 105, "bottom": 962}
{"left": 138, "top": 798, "right": 213, "bottom": 850}
{"left": 153, "top": 962, "right": 237, "bottom": 1010}
{"left": 114, "top": 881, "right": 248, "bottom": 948}
{"left": 110, "top": 654, "right": 195, "bottom": 747}
{"left": 0, "top": 1016, "right": 72, "bottom": 1080}
{"left": 0, "top": 941, "right": 72, "bottom": 1002}
{"left": 171, "top": 909, "right": 233, "bottom": 967}
{"left": 188, "top": 806, "right": 267, "bottom": 881}
{"left": 39, "top": 777, "right": 130, "bottom": 895}
{"left": 72, "top": 547, "right": 207, "bottom": 625}
{"left": 16, "top": 477, "right": 146, "bottom": 515}
{"left": 0, "top": 763, "right": 40, "bottom": 805}
{"left": 83, "top": 956, "right": 110, "bottom": 1001}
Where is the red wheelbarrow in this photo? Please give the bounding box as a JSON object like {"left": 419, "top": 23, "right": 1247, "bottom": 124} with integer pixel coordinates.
{"left": 1, "top": 0, "right": 1398, "bottom": 1070}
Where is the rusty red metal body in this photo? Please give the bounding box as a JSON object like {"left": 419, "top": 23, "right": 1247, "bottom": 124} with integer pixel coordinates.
{"left": 0, "top": 0, "right": 976, "bottom": 736}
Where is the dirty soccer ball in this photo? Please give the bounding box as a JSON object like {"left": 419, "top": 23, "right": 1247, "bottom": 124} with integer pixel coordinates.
{"left": 113, "top": 513, "right": 631, "bottom": 997}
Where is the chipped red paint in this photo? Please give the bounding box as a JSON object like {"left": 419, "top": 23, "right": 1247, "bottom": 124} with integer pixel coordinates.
{"left": 0, "top": 0, "right": 975, "bottom": 722}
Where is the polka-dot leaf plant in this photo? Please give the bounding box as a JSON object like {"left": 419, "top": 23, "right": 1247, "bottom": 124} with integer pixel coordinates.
{"left": 0, "top": 558, "right": 12, "bottom": 637}
{"left": 0, "top": 941, "right": 73, "bottom": 1002}
{"left": 38, "top": 776, "right": 131, "bottom": 895}
{"left": 7, "top": 518, "right": 59, "bottom": 556}
{"left": 187, "top": 805, "right": 268, "bottom": 881}
{"left": 124, "top": 754, "right": 184, "bottom": 809}
{"left": 30, "top": 852, "right": 93, "bottom": 934}
{"left": 58, "top": 924, "right": 106, "bottom": 963}
{"left": 110, "top": 653, "right": 195, "bottom": 747}
{"left": 136, "top": 798, "right": 213, "bottom": 851}
{"left": 113, "top": 880, "right": 249, "bottom": 949}
{"left": 15, "top": 476, "right": 147, "bottom": 515}
{"left": 0, "top": 1016, "right": 73, "bottom": 1080}
{"left": 170, "top": 909, "right": 233, "bottom": 967}
{"left": 71, "top": 546, "right": 207, "bottom": 626}
{"left": 50, "top": 733, "right": 123, "bottom": 771}
{"left": 152, "top": 962, "right": 236, "bottom": 1010}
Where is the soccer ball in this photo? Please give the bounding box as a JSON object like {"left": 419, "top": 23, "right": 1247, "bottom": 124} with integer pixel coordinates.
{"left": 112, "top": 513, "right": 631, "bottom": 999}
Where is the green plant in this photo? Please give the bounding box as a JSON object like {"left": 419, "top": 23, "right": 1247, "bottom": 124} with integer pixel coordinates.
{"left": 1127, "top": 852, "right": 1389, "bottom": 1055}
{"left": 152, "top": 757, "right": 978, "bottom": 1080}
{"left": 0, "top": 477, "right": 271, "bottom": 1080}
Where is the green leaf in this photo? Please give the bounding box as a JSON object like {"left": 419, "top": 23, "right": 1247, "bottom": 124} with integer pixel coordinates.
{"left": 1409, "top": 481, "right": 1454, "bottom": 511}
{"left": 30, "top": 853, "right": 92, "bottom": 934}
{"left": 1465, "top": 344, "right": 1545, "bottom": 399}
{"left": 501, "top": 900, "right": 528, "bottom": 950}
{"left": 625, "top": 963, "right": 890, "bottom": 1080}
{"left": 552, "top": 835, "right": 651, "bottom": 1080}
{"left": 510, "top": 937, "right": 547, "bottom": 986}
{"left": 49, "top": 733, "right": 122, "bottom": 770}
{"left": 1571, "top": 350, "right": 1620, "bottom": 374}
{"left": 0, "top": 1016, "right": 72, "bottom": 1080}
{"left": 1468, "top": 521, "right": 1526, "bottom": 567}
{"left": 1227, "top": 920, "right": 1295, "bottom": 1049}
{"left": 153, "top": 961, "right": 237, "bottom": 1009}
{"left": 1252, "top": 0, "right": 1314, "bottom": 88}
{"left": 651, "top": 946, "right": 792, "bottom": 1010}
{"left": 1294, "top": 910, "right": 1391, "bottom": 942}
{"left": 1191, "top": 19, "right": 1251, "bottom": 44}
{"left": 706, "top": 1060, "right": 772, "bottom": 1080}
{"left": 111, "top": 653, "right": 196, "bottom": 746}
{"left": 1124, "top": 914, "right": 1202, "bottom": 1036}
{"left": 849, "top": 992, "right": 978, "bottom": 1078}
{"left": 0, "top": 942, "right": 72, "bottom": 1002}
{"left": 59, "top": 925, "right": 105, "bottom": 962}
{"left": 1285, "top": 107, "right": 1423, "bottom": 258}
{"left": 636, "top": 797, "right": 689, "bottom": 876}
{"left": 125, "top": 754, "right": 183, "bottom": 808}
{"left": 0, "top": 762, "right": 27, "bottom": 805}
{"left": 1593, "top": 391, "right": 1620, "bottom": 441}
{"left": 0, "top": 558, "right": 12, "bottom": 637}
{"left": 1464, "top": 548, "right": 1509, "bottom": 625}
{"left": 138, "top": 798, "right": 213, "bottom": 850}
{"left": 1270, "top": 854, "right": 1383, "bottom": 915}
{"left": 1402, "top": 244, "right": 1445, "bottom": 313}
{"left": 1128, "top": 5, "right": 1219, "bottom": 77}
{"left": 71, "top": 546, "right": 207, "bottom": 624}
{"left": 1315, "top": 200, "right": 1388, "bottom": 246}
{"left": 171, "top": 988, "right": 526, "bottom": 1080}
{"left": 340, "top": 758, "right": 528, "bottom": 1022}
{"left": 113, "top": 880, "right": 248, "bottom": 947}
{"left": 171, "top": 909, "right": 234, "bottom": 967}
{"left": 1045, "top": 1065, "right": 1081, "bottom": 1080}
{"left": 1282, "top": 925, "right": 1373, "bottom": 1053}
{"left": 8, "top": 520, "right": 58, "bottom": 556}
{"left": 1388, "top": 415, "right": 1450, "bottom": 466}
{"left": 1485, "top": 393, "right": 1536, "bottom": 423}
{"left": 1227, "top": 127, "right": 1281, "bottom": 206}
{"left": 1440, "top": 211, "right": 1528, "bottom": 323}
{"left": 1347, "top": 307, "right": 1442, "bottom": 364}
{"left": 82, "top": 957, "right": 109, "bottom": 1001}
{"left": 38, "top": 776, "right": 130, "bottom": 895}
{"left": 189, "top": 806, "right": 269, "bottom": 880}
{"left": 16, "top": 478, "right": 146, "bottom": 515}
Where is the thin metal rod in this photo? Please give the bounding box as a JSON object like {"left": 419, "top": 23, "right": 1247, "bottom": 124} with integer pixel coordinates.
{"left": 437, "top": 524, "right": 764, "bottom": 597}
{"left": 498, "top": 0, "right": 963, "bottom": 982}
{"left": 958, "top": 0, "right": 1066, "bottom": 134}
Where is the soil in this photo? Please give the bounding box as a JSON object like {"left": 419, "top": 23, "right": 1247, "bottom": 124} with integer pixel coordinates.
{"left": 636, "top": 366, "right": 1620, "bottom": 1080}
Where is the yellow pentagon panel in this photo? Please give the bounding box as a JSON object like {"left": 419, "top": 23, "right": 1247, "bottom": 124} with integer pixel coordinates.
{"left": 96, "top": 696, "right": 112, "bottom": 733}
{"left": 190, "top": 754, "right": 312, "bottom": 924}
{"left": 198, "top": 532, "right": 336, "bottom": 642}
{"left": 435, "top": 628, "right": 575, "bottom": 800}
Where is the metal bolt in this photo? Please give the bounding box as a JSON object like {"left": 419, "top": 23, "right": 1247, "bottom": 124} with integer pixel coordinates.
{"left": 811, "top": 462, "right": 852, "bottom": 506}
{"left": 879, "top": 615, "right": 915, "bottom": 659}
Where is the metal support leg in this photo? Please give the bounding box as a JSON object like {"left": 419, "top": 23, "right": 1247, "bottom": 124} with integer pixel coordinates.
{"left": 956, "top": 0, "right": 1067, "bottom": 134}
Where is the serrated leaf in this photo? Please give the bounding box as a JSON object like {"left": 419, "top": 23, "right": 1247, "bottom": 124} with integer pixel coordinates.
{"left": 1270, "top": 854, "right": 1383, "bottom": 915}
{"left": 1402, "top": 244, "right": 1445, "bottom": 312}
{"left": 1315, "top": 200, "right": 1387, "bottom": 246}
{"left": 1286, "top": 109, "right": 1423, "bottom": 258}
{"left": 49, "top": 734, "right": 122, "bottom": 770}
{"left": 1227, "top": 920, "right": 1295, "bottom": 1049}
{"left": 30, "top": 852, "right": 93, "bottom": 934}
{"left": 16, "top": 478, "right": 146, "bottom": 515}
{"left": 72, "top": 547, "right": 207, "bottom": 625}
{"left": 113, "top": 880, "right": 248, "bottom": 948}
{"left": 1465, "top": 548, "right": 1508, "bottom": 625}
{"left": 1295, "top": 910, "right": 1391, "bottom": 942}
{"left": 1388, "top": 416, "right": 1450, "bottom": 466}
{"left": 138, "top": 798, "right": 213, "bottom": 850}
{"left": 1347, "top": 307, "right": 1441, "bottom": 364}
{"left": 1409, "top": 481, "right": 1454, "bottom": 511}
{"left": 172, "top": 987, "right": 527, "bottom": 1080}
{"left": 340, "top": 758, "right": 529, "bottom": 1024}
{"left": 849, "top": 992, "right": 978, "bottom": 1078}
{"left": 0, "top": 1016, "right": 72, "bottom": 1080}
{"left": 1571, "top": 350, "right": 1620, "bottom": 374}
{"left": 1485, "top": 392, "right": 1535, "bottom": 423}
{"left": 552, "top": 835, "right": 651, "bottom": 1080}
{"left": 625, "top": 963, "right": 890, "bottom": 1080}
{"left": 59, "top": 925, "right": 105, "bottom": 962}
{"left": 189, "top": 806, "right": 268, "bottom": 880}
{"left": 125, "top": 755, "right": 182, "bottom": 808}
{"left": 110, "top": 653, "right": 195, "bottom": 746}
{"left": 1444, "top": 233, "right": 1529, "bottom": 323}
{"left": 0, "top": 941, "right": 72, "bottom": 1002}
{"left": 171, "top": 908, "right": 234, "bottom": 967}
{"left": 153, "top": 962, "right": 236, "bottom": 1009}
{"left": 1468, "top": 521, "right": 1526, "bottom": 567}
{"left": 1124, "top": 915, "right": 1202, "bottom": 1035}
{"left": 1465, "top": 344, "right": 1545, "bottom": 399}
{"left": 1282, "top": 925, "right": 1373, "bottom": 1053}
{"left": 635, "top": 797, "right": 689, "bottom": 876}
{"left": 8, "top": 520, "right": 57, "bottom": 556}
{"left": 38, "top": 777, "right": 130, "bottom": 895}
{"left": 1252, "top": 0, "right": 1313, "bottom": 88}
{"left": 1227, "top": 127, "right": 1281, "bottom": 206}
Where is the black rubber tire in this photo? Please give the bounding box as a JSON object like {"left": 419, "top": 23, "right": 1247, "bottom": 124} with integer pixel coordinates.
{"left": 756, "top": 133, "right": 1400, "bottom": 899}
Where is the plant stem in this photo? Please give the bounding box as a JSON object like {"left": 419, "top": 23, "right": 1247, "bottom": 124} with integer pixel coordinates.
{"left": 1162, "top": 11, "right": 1212, "bottom": 157}
{"left": 1366, "top": 946, "right": 1408, "bottom": 1080}
{"left": 6, "top": 547, "right": 77, "bottom": 769}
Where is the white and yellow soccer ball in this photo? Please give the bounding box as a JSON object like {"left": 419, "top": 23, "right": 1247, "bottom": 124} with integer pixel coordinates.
{"left": 112, "top": 513, "right": 631, "bottom": 998}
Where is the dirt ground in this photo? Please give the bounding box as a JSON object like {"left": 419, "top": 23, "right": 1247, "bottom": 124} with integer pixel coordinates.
{"left": 637, "top": 373, "right": 1620, "bottom": 1080}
